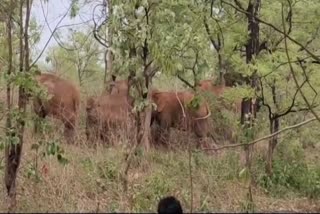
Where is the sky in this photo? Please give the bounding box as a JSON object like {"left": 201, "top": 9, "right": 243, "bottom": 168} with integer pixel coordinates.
{"left": 31, "top": 0, "right": 98, "bottom": 64}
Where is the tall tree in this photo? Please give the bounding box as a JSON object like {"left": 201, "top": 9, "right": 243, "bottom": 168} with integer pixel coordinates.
{"left": 4, "top": 0, "right": 32, "bottom": 211}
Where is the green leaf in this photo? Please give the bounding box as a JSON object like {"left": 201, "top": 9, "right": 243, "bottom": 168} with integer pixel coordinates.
{"left": 47, "top": 142, "right": 57, "bottom": 156}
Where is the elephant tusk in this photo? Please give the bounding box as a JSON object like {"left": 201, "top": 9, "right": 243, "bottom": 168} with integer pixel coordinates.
{"left": 194, "top": 102, "right": 211, "bottom": 120}
{"left": 175, "top": 90, "right": 186, "bottom": 118}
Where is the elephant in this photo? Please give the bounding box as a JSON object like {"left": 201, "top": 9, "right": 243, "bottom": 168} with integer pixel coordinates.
{"left": 198, "top": 79, "right": 242, "bottom": 113}
{"left": 149, "top": 89, "right": 214, "bottom": 150}
{"left": 85, "top": 76, "right": 135, "bottom": 144}
{"left": 197, "top": 79, "right": 263, "bottom": 143}
{"left": 198, "top": 79, "right": 262, "bottom": 114}
{"left": 33, "top": 73, "right": 80, "bottom": 143}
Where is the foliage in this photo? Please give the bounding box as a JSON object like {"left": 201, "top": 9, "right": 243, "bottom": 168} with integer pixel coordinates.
{"left": 0, "top": 0, "right": 320, "bottom": 211}
{"left": 109, "top": 1, "right": 214, "bottom": 85}
{"left": 256, "top": 140, "right": 320, "bottom": 199}
{"left": 46, "top": 27, "right": 104, "bottom": 86}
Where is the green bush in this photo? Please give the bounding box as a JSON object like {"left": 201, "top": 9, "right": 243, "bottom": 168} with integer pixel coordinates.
{"left": 257, "top": 140, "right": 320, "bottom": 198}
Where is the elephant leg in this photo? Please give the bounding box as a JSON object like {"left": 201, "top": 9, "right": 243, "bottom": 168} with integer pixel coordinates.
{"left": 100, "top": 122, "right": 111, "bottom": 146}
{"left": 86, "top": 121, "right": 97, "bottom": 145}
{"left": 151, "top": 124, "right": 160, "bottom": 144}
{"left": 194, "top": 121, "right": 217, "bottom": 155}
{"left": 85, "top": 122, "right": 91, "bottom": 141}
{"left": 158, "top": 126, "right": 170, "bottom": 148}
{"left": 101, "top": 131, "right": 111, "bottom": 146}
{"left": 151, "top": 123, "right": 170, "bottom": 148}
{"left": 159, "top": 112, "right": 172, "bottom": 147}
{"left": 34, "top": 108, "right": 47, "bottom": 135}
{"left": 64, "top": 118, "right": 76, "bottom": 144}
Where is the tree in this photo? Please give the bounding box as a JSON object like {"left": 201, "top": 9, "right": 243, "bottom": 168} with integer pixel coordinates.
{"left": 2, "top": 0, "right": 33, "bottom": 211}
{"left": 46, "top": 28, "right": 104, "bottom": 86}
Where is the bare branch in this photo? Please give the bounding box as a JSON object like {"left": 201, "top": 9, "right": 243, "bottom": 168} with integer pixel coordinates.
{"left": 259, "top": 78, "right": 273, "bottom": 119}
{"left": 297, "top": 58, "right": 318, "bottom": 105}
{"left": 234, "top": 0, "right": 244, "bottom": 11}
{"left": 177, "top": 74, "right": 195, "bottom": 90}
{"left": 281, "top": 4, "right": 320, "bottom": 123}
{"left": 39, "top": 0, "right": 78, "bottom": 51}
{"left": 203, "top": 16, "right": 220, "bottom": 51}
{"left": 31, "top": 0, "right": 73, "bottom": 67}
{"left": 272, "top": 0, "right": 293, "bottom": 51}
{"left": 275, "top": 78, "right": 307, "bottom": 118}
{"left": 192, "top": 50, "right": 199, "bottom": 87}
{"left": 221, "top": 0, "right": 320, "bottom": 63}
{"left": 92, "top": 3, "right": 109, "bottom": 48}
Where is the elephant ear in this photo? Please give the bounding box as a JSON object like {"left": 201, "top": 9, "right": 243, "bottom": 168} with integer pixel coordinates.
{"left": 41, "top": 80, "right": 55, "bottom": 95}
{"left": 155, "top": 101, "right": 166, "bottom": 112}
{"left": 151, "top": 92, "right": 165, "bottom": 112}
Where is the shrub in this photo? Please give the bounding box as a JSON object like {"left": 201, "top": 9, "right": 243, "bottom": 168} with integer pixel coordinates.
{"left": 257, "top": 139, "right": 320, "bottom": 198}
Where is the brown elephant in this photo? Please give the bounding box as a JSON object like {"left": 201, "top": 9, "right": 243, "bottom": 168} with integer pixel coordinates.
{"left": 198, "top": 79, "right": 242, "bottom": 113}
{"left": 150, "top": 89, "right": 214, "bottom": 150}
{"left": 198, "top": 79, "right": 262, "bottom": 114}
{"left": 33, "top": 73, "right": 80, "bottom": 143}
{"left": 198, "top": 79, "right": 263, "bottom": 143}
{"left": 85, "top": 77, "right": 135, "bottom": 144}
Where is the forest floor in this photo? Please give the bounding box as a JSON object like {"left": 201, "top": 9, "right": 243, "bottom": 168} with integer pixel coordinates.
{"left": 0, "top": 124, "right": 319, "bottom": 213}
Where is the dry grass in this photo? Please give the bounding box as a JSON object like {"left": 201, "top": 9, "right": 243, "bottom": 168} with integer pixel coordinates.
{"left": 0, "top": 117, "right": 319, "bottom": 212}
{"left": 0, "top": 76, "right": 319, "bottom": 212}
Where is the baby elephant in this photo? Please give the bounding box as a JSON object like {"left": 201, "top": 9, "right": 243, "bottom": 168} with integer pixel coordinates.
{"left": 33, "top": 73, "right": 80, "bottom": 143}
{"left": 85, "top": 78, "right": 135, "bottom": 144}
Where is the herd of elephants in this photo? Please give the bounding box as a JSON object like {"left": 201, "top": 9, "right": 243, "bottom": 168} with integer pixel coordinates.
{"left": 33, "top": 72, "right": 262, "bottom": 149}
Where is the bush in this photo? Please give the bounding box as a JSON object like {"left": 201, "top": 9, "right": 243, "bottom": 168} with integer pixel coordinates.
{"left": 257, "top": 139, "right": 320, "bottom": 198}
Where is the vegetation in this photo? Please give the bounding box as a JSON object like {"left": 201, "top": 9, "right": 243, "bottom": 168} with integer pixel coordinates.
{"left": 0, "top": 0, "right": 320, "bottom": 212}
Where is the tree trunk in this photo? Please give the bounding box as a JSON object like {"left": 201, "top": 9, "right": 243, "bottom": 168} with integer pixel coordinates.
{"left": 5, "top": 0, "right": 32, "bottom": 211}
{"left": 266, "top": 116, "right": 280, "bottom": 176}
{"left": 266, "top": 118, "right": 274, "bottom": 176}
{"left": 241, "top": 0, "right": 261, "bottom": 211}
{"left": 103, "top": 49, "right": 108, "bottom": 85}
{"left": 140, "top": 77, "right": 152, "bottom": 151}
{"left": 77, "top": 65, "right": 83, "bottom": 87}
{"left": 106, "top": 49, "right": 113, "bottom": 79}
{"left": 266, "top": 79, "right": 281, "bottom": 175}
{"left": 215, "top": 34, "right": 225, "bottom": 86}
{"left": 104, "top": 0, "right": 113, "bottom": 87}
{"left": 217, "top": 51, "right": 225, "bottom": 86}
{"left": 242, "top": 0, "right": 261, "bottom": 164}
{"left": 4, "top": 0, "right": 14, "bottom": 206}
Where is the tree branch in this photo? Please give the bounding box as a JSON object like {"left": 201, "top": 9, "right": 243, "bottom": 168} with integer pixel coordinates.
{"left": 275, "top": 78, "right": 307, "bottom": 118}
{"left": 194, "top": 116, "right": 317, "bottom": 152}
{"left": 234, "top": 0, "right": 245, "bottom": 11}
{"left": 221, "top": 0, "right": 320, "bottom": 63}
{"left": 177, "top": 74, "right": 195, "bottom": 90}
{"left": 30, "top": 0, "right": 73, "bottom": 67}
{"left": 92, "top": 3, "right": 109, "bottom": 48}
{"left": 281, "top": 4, "right": 320, "bottom": 123}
